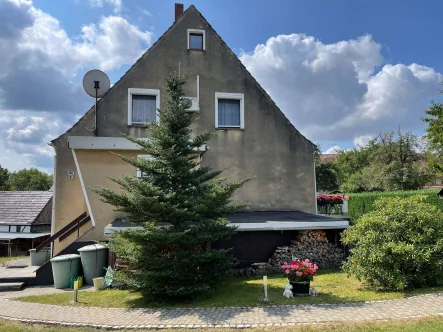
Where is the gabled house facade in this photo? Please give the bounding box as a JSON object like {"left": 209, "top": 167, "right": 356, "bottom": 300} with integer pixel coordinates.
{"left": 50, "top": 4, "right": 324, "bottom": 257}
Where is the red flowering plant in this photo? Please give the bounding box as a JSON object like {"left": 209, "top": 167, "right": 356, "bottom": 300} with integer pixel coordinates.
{"left": 317, "top": 194, "right": 347, "bottom": 214}
{"left": 282, "top": 259, "right": 319, "bottom": 282}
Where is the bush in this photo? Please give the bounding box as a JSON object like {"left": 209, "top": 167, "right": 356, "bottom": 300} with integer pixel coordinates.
{"left": 348, "top": 190, "right": 443, "bottom": 219}
{"left": 342, "top": 195, "right": 443, "bottom": 290}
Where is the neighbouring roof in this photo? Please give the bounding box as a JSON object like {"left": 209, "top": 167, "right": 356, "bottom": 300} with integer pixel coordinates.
{"left": 0, "top": 191, "right": 53, "bottom": 226}
{"left": 0, "top": 232, "right": 50, "bottom": 241}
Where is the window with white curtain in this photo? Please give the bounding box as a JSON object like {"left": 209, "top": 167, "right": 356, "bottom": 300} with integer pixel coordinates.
{"left": 215, "top": 92, "right": 244, "bottom": 129}
{"left": 128, "top": 88, "right": 160, "bottom": 125}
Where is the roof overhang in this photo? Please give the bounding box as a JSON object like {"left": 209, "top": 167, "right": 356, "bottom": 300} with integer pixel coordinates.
{"left": 104, "top": 212, "right": 349, "bottom": 237}
{"left": 232, "top": 220, "right": 348, "bottom": 231}
{"left": 68, "top": 136, "right": 150, "bottom": 150}
{"left": 68, "top": 136, "right": 207, "bottom": 152}
{"left": 0, "top": 233, "right": 50, "bottom": 241}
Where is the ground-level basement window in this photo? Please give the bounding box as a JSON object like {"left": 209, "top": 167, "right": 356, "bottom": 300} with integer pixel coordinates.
{"left": 128, "top": 88, "right": 160, "bottom": 125}
{"left": 215, "top": 92, "right": 244, "bottom": 129}
{"left": 136, "top": 155, "right": 154, "bottom": 178}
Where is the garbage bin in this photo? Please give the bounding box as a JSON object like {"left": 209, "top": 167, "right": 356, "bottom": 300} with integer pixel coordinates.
{"left": 50, "top": 254, "right": 81, "bottom": 289}
{"left": 78, "top": 244, "right": 108, "bottom": 285}
{"left": 29, "top": 248, "right": 51, "bottom": 266}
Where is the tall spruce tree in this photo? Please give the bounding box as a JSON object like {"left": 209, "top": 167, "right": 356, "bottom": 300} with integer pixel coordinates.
{"left": 94, "top": 74, "right": 250, "bottom": 298}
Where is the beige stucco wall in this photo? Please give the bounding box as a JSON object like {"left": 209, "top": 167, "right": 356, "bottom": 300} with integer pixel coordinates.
{"left": 74, "top": 149, "right": 140, "bottom": 241}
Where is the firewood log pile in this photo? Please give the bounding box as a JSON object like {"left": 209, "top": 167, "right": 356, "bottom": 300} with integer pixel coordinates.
{"left": 269, "top": 230, "right": 344, "bottom": 269}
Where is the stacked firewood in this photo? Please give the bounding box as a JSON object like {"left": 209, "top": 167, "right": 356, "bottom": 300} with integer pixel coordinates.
{"left": 270, "top": 230, "right": 344, "bottom": 269}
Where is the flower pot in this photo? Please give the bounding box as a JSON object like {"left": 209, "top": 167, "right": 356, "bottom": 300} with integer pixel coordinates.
{"left": 290, "top": 280, "right": 310, "bottom": 296}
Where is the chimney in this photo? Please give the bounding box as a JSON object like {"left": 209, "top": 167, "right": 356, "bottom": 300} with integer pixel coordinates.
{"left": 175, "top": 3, "right": 184, "bottom": 21}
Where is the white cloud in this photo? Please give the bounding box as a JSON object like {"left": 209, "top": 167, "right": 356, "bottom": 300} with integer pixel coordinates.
{"left": 324, "top": 146, "right": 342, "bottom": 154}
{"left": 0, "top": 0, "right": 152, "bottom": 171}
{"left": 353, "top": 135, "right": 373, "bottom": 148}
{"left": 89, "top": 0, "right": 122, "bottom": 13}
{"left": 240, "top": 34, "right": 442, "bottom": 145}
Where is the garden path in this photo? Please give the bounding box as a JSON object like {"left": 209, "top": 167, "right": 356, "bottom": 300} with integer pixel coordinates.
{"left": 0, "top": 287, "right": 442, "bottom": 329}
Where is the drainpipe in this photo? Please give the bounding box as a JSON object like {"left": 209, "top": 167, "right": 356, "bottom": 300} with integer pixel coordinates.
{"left": 48, "top": 141, "right": 57, "bottom": 258}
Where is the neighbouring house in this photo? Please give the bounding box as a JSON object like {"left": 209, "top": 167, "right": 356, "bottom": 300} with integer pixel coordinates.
{"left": 0, "top": 191, "right": 52, "bottom": 257}
{"left": 48, "top": 4, "right": 348, "bottom": 265}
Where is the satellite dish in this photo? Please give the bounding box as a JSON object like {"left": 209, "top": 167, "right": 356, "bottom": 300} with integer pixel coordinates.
{"left": 83, "top": 69, "right": 110, "bottom": 98}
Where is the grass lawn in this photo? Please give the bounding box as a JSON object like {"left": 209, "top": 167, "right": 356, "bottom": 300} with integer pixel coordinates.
{"left": 0, "top": 256, "right": 27, "bottom": 267}
{"left": 1, "top": 316, "right": 443, "bottom": 332}
{"left": 17, "top": 270, "right": 443, "bottom": 308}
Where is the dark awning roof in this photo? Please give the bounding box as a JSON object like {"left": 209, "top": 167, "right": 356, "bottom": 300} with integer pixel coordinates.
{"left": 227, "top": 211, "right": 349, "bottom": 231}
{"left": 104, "top": 212, "right": 348, "bottom": 236}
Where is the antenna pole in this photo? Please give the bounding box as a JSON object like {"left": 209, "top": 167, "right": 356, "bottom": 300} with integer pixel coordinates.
{"left": 94, "top": 80, "right": 99, "bottom": 136}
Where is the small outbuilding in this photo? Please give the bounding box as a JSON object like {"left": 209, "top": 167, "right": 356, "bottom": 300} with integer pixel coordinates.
{"left": 0, "top": 191, "right": 52, "bottom": 257}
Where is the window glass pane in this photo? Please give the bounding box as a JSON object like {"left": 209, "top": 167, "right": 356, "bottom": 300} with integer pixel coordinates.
{"left": 189, "top": 33, "right": 203, "bottom": 49}
{"left": 218, "top": 99, "right": 240, "bottom": 127}
{"left": 132, "top": 95, "right": 157, "bottom": 123}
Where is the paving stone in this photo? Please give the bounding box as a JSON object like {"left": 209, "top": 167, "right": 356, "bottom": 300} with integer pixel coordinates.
{"left": 0, "top": 287, "right": 442, "bottom": 328}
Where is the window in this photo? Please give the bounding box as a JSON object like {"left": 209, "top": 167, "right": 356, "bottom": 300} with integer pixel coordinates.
{"left": 16, "top": 226, "right": 21, "bottom": 232}
{"left": 128, "top": 88, "right": 160, "bottom": 125}
{"left": 215, "top": 93, "right": 245, "bottom": 129}
{"left": 136, "top": 155, "right": 153, "bottom": 178}
{"left": 187, "top": 29, "right": 205, "bottom": 50}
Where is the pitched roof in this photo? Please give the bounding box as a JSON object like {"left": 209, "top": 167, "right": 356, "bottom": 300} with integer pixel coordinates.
{"left": 0, "top": 191, "right": 53, "bottom": 226}
{"left": 53, "top": 5, "right": 313, "bottom": 146}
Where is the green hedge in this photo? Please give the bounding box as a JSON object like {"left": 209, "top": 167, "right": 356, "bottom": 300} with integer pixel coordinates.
{"left": 348, "top": 190, "right": 443, "bottom": 219}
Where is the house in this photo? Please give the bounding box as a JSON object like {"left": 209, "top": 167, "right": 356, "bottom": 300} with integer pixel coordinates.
{"left": 0, "top": 191, "right": 52, "bottom": 257}
{"left": 48, "top": 4, "right": 348, "bottom": 263}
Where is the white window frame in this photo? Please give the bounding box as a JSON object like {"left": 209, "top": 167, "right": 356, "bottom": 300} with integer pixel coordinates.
{"left": 136, "top": 155, "right": 154, "bottom": 178}
{"left": 187, "top": 29, "right": 206, "bottom": 50}
{"left": 128, "top": 88, "right": 160, "bottom": 126}
{"left": 215, "top": 92, "right": 245, "bottom": 129}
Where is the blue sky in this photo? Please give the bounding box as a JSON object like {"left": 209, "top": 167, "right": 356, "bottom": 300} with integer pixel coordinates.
{"left": 1, "top": 0, "right": 442, "bottom": 172}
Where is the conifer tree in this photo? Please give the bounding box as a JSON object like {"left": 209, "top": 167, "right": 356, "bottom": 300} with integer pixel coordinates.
{"left": 94, "top": 74, "right": 249, "bottom": 298}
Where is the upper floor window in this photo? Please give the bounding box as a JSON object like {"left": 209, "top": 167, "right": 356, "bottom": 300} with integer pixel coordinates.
{"left": 187, "top": 29, "right": 205, "bottom": 50}
{"left": 128, "top": 88, "right": 160, "bottom": 125}
{"left": 215, "top": 93, "right": 245, "bottom": 129}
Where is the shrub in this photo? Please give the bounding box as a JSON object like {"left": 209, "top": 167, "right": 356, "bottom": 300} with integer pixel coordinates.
{"left": 348, "top": 190, "right": 443, "bottom": 219}
{"left": 342, "top": 195, "right": 443, "bottom": 290}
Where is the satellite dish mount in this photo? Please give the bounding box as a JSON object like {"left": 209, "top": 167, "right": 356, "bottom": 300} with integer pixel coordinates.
{"left": 83, "top": 70, "right": 110, "bottom": 134}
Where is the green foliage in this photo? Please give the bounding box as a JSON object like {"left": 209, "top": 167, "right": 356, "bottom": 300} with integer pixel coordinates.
{"left": 7, "top": 168, "right": 52, "bottom": 191}
{"left": 315, "top": 146, "right": 339, "bottom": 192}
{"left": 0, "top": 165, "right": 9, "bottom": 190}
{"left": 343, "top": 195, "right": 443, "bottom": 290}
{"left": 422, "top": 91, "right": 443, "bottom": 175}
{"left": 347, "top": 190, "right": 443, "bottom": 219}
{"left": 94, "top": 74, "right": 250, "bottom": 299}
{"left": 335, "top": 131, "right": 431, "bottom": 192}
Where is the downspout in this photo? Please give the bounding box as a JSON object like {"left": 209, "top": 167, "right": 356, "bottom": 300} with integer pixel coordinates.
{"left": 313, "top": 151, "right": 318, "bottom": 215}
{"left": 48, "top": 141, "right": 57, "bottom": 257}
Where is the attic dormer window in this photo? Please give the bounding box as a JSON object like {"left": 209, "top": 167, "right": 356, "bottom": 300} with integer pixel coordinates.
{"left": 187, "top": 29, "right": 205, "bottom": 50}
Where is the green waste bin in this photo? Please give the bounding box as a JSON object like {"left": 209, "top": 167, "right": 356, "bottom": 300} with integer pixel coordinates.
{"left": 50, "top": 254, "right": 81, "bottom": 289}
{"left": 78, "top": 244, "right": 108, "bottom": 285}
{"left": 29, "top": 248, "right": 51, "bottom": 266}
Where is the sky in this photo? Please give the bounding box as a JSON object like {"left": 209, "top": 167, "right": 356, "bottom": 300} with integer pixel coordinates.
{"left": 1, "top": 0, "right": 443, "bottom": 173}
